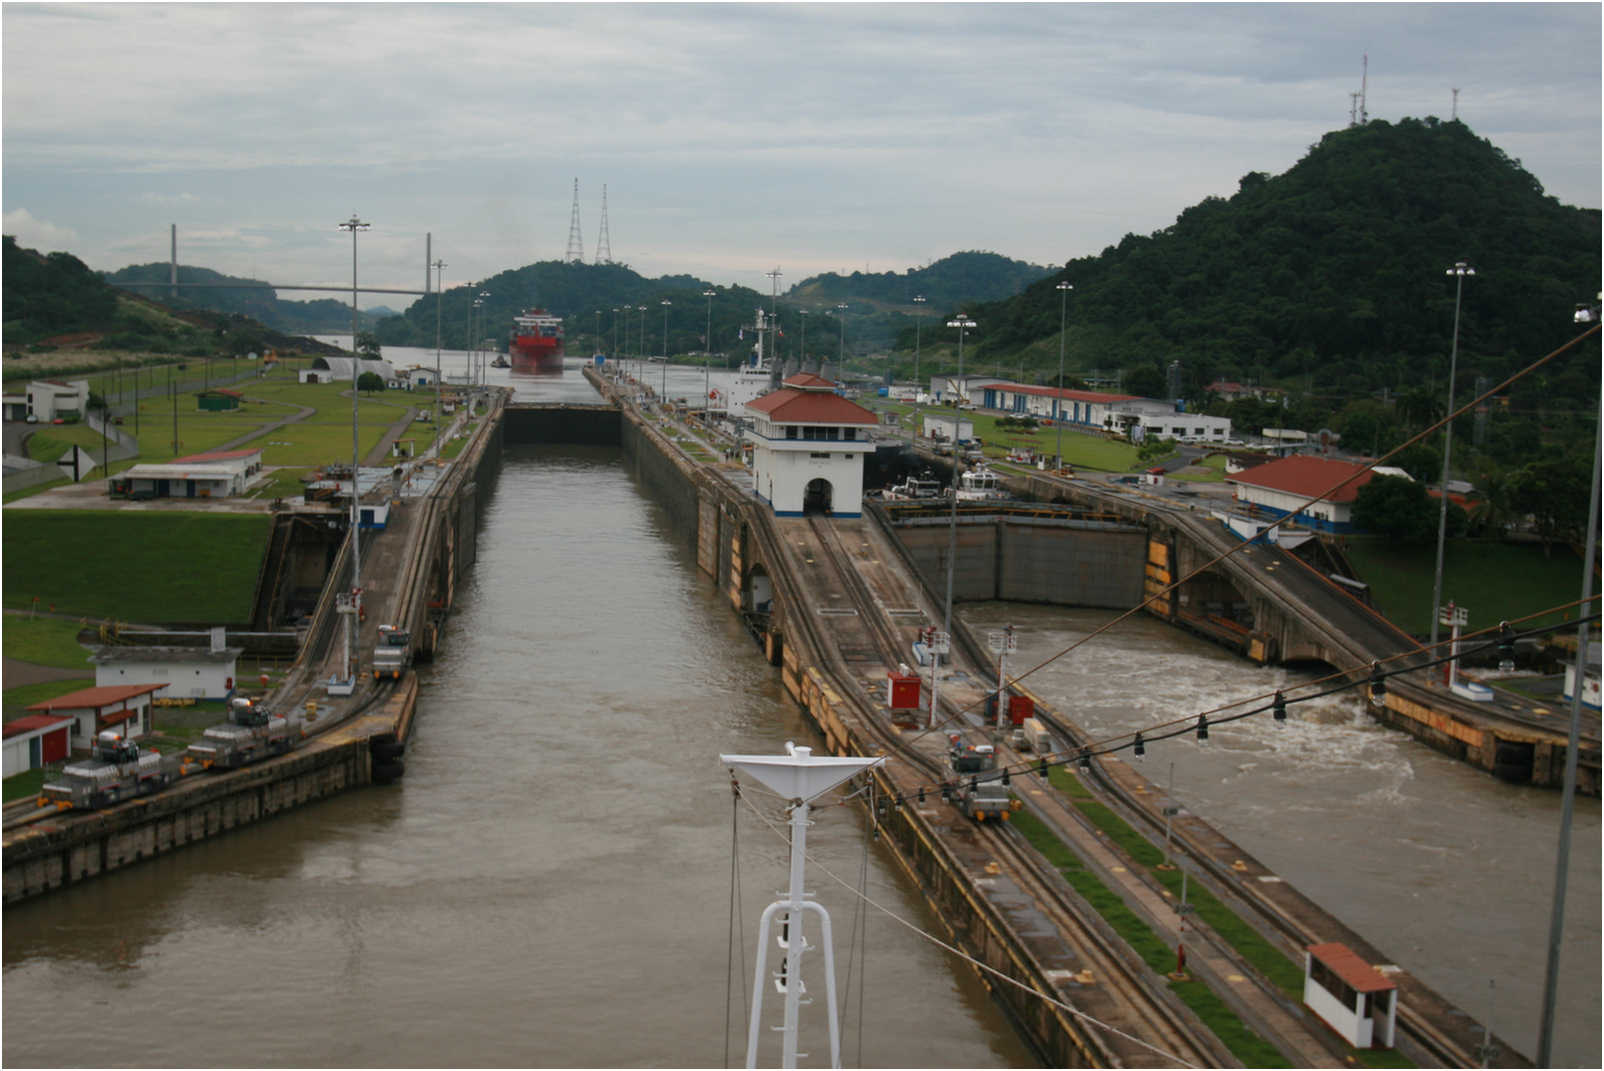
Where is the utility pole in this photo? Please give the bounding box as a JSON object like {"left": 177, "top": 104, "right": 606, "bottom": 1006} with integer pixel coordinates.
{"left": 433, "top": 258, "right": 446, "bottom": 432}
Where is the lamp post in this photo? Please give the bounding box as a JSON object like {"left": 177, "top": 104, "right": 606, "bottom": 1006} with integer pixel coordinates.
{"left": 661, "top": 300, "right": 672, "bottom": 399}
{"left": 476, "top": 291, "right": 491, "bottom": 386}
{"left": 1536, "top": 296, "right": 1602, "bottom": 1067}
{"left": 912, "top": 294, "right": 926, "bottom": 421}
{"left": 703, "top": 289, "right": 716, "bottom": 411}
{"left": 432, "top": 258, "right": 446, "bottom": 430}
{"left": 472, "top": 297, "right": 485, "bottom": 388}
{"left": 1055, "top": 281, "right": 1073, "bottom": 468}
{"left": 941, "top": 315, "right": 976, "bottom": 642}
{"left": 1428, "top": 261, "right": 1474, "bottom": 656}
{"left": 835, "top": 302, "right": 848, "bottom": 366}
{"left": 637, "top": 306, "right": 647, "bottom": 395}
{"left": 337, "top": 214, "right": 369, "bottom": 623}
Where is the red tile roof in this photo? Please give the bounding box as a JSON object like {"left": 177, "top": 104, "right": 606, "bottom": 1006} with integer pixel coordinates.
{"left": 1307, "top": 942, "right": 1396, "bottom": 993}
{"left": 781, "top": 372, "right": 838, "bottom": 389}
{"left": 173, "top": 447, "right": 261, "bottom": 463}
{"left": 1225, "top": 454, "right": 1377, "bottom": 503}
{"left": 747, "top": 387, "right": 877, "bottom": 425}
{"left": 995, "top": 383, "right": 1139, "bottom": 403}
{"left": 26, "top": 683, "right": 165, "bottom": 711}
{"left": 3, "top": 713, "right": 72, "bottom": 738}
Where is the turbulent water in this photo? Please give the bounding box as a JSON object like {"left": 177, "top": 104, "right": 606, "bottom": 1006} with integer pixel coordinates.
{"left": 960, "top": 601, "right": 1602, "bottom": 1067}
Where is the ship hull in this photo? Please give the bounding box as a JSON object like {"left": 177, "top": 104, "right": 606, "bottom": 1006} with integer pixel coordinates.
{"left": 509, "top": 340, "right": 564, "bottom": 373}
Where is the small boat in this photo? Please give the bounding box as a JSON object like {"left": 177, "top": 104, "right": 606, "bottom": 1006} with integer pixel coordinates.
{"left": 952, "top": 462, "right": 1007, "bottom": 502}
{"left": 883, "top": 469, "right": 944, "bottom": 500}
{"left": 491, "top": 355, "right": 510, "bottom": 369}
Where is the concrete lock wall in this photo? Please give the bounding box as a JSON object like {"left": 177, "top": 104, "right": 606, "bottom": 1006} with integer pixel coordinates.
{"left": 893, "top": 517, "right": 1145, "bottom": 609}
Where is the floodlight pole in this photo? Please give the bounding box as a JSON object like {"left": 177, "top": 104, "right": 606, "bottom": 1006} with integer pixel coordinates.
{"left": 1536, "top": 300, "right": 1602, "bottom": 1065}
{"left": 1055, "top": 282, "right": 1073, "bottom": 467}
{"left": 432, "top": 258, "right": 446, "bottom": 432}
{"left": 1429, "top": 261, "right": 1473, "bottom": 655}
{"left": 722, "top": 744, "right": 883, "bottom": 1070}
{"left": 338, "top": 214, "right": 369, "bottom": 605}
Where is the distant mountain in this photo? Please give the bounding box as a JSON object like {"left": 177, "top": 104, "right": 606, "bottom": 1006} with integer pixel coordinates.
{"left": 790, "top": 251, "right": 1051, "bottom": 311}
{"left": 375, "top": 253, "right": 1051, "bottom": 359}
{"left": 103, "top": 263, "right": 393, "bottom": 333}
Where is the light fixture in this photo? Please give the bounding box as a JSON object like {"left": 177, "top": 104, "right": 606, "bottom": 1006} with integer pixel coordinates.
{"left": 1133, "top": 732, "right": 1145, "bottom": 759}
{"left": 1196, "top": 715, "right": 1209, "bottom": 745}
{"left": 1369, "top": 661, "right": 1387, "bottom": 699}
{"left": 1272, "top": 691, "right": 1287, "bottom": 723}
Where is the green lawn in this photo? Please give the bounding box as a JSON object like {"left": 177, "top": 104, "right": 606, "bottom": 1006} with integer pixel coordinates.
{"left": 876, "top": 402, "right": 1144, "bottom": 472}
{"left": 3, "top": 767, "right": 48, "bottom": 803}
{"left": 2, "top": 616, "right": 94, "bottom": 668}
{"left": 22, "top": 424, "right": 111, "bottom": 462}
{"left": 3, "top": 511, "right": 271, "bottom": 623}
{"left": 1344, "top": 538, "right": 1586, "bottom": 637}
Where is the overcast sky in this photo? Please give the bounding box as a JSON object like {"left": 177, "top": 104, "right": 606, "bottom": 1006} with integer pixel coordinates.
{"left": 3, "top": 2, "right": 1599, "bottom": 307}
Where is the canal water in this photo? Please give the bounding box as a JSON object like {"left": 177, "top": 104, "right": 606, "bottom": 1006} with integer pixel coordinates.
{"left": 960, "top": 601, "right": 1602, "bottom": 1068}
{"left": 2, "top": 355, "right": 1031, "bottom": 1068}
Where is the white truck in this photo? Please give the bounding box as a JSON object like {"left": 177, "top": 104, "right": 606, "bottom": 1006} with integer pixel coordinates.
{"left": 948, "top": 736, "right": 1017, "bottom": 822}
{"left": 40, "top": 731, "right": 170, "bottom": 811}
{"left": 187, "top": 697, "right": 298, "bottom": 770}
{"left": 372, "top": 624, "right": 412, "bottom": 681}
{"left": 1011, "top": 717, "right": 1052, "bottom": 755}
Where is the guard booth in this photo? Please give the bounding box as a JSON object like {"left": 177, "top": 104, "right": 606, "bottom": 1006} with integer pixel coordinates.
{"left": 1303, "top": 942, "right": 1398, "bottom": 1049}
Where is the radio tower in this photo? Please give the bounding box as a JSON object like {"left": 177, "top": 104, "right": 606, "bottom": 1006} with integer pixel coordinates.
{"left": 565, "top": 178, "right": 585, "bottom": 263}
{"left": 594, "top": 184, "right": 613, "bottom": 264}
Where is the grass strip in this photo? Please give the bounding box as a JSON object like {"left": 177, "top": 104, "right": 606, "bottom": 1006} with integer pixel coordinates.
{"left": 3, "top": 511, "right": 270, "bottom": 622}
{"left": 1012, "top": 808, "right": 1290, "bottom": 1067}
{"left": 3, "top": 616, "right": 94, "bottom": 668}
{"left": 4, "top": 678, "right": 96, "bottom": 722}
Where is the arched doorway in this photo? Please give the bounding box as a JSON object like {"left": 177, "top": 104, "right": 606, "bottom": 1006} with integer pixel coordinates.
{"left": 803, "top": 477, "right": 833, "bottom": 514}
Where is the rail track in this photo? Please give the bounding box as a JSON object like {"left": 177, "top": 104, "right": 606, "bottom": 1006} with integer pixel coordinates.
{"left": 770, "top": 513, "right": 1226, "bottom": 1067}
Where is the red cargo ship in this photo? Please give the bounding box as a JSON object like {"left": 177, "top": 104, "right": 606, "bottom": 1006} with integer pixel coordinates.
{"left": 509, "top": 308, "right": 565, "bottom": 373}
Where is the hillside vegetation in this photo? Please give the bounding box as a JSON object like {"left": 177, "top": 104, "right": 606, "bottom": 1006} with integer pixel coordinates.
{"left": 953, "top": 119, "right": 1598, "bottom": 403}
{"left": 104, "top": 262, "right": 394, "bottom": 333}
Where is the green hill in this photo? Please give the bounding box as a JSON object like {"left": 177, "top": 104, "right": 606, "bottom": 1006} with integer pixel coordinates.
{"left": 375, "top": 252, "right": 1050, "bottom": 360}
{"left": 948, "top": 118, "right": 1599, "bottom": 407}
{"left": 790, "top": 251, "right": 1050, "bottom": 311}
{"left": 103, "top": 262, "right": 393, "bottom": 333}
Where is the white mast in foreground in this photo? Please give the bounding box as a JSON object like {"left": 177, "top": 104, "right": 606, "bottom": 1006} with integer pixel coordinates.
{"left": 720, "top": 743, "right": 884, "bottom": 1069}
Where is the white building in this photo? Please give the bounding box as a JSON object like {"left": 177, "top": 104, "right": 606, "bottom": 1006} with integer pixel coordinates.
{"left": 745, "top": 373, "right": 878, "bottom": 517}
{"left": 109, "top": 447, "right": 264, "bottom": 500}
{"left": 1302, "top": 943, "right": 1398, "bottom": 1050}
{"left": 90, "top": 644, "right": 243, "bottom": 700}
{"left": 24, "top": 682, "right": 165, "bottom": 747}
{"left": 922, "top": 413, "right": 975, "bottom": 444}
{"left": 973, "top": 382, "right": 1232, "bottom": 443}
{"left": 299, "top": 356, "right": 397, "bottom": 385}
{"left": 25, "top": 379, "right": 89, "bottom": 422}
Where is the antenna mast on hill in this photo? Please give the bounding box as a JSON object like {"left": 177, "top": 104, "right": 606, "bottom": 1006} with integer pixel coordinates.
{"left": 1451, "top": 88, "right": 1460, "bottom": 121}
{"left": 595, "top": 184, "right": 613, "bottom": 265}
{"left": 1349, "top": 92, "right": 1362, "bottom": 127}
{"left": 1360, "top": 53, "right": 1369, "bottom": 124}
{"left": 565, "top": 178, "right": 585, "bottom": 263}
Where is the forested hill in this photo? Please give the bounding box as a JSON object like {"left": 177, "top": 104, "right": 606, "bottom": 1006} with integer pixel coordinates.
{"left": 961, "top": 117, "right": 1599, "bottom": 403}
{"left": 790, "top": 251, "right": 1050, "bottom": 309}
{"left": 104, "top": 263, "right": 392, "bottom": 333}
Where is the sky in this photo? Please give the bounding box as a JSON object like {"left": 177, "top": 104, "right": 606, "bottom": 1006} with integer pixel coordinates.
{"left": 3, "top": 2, "right": 1599, "bottom": 308}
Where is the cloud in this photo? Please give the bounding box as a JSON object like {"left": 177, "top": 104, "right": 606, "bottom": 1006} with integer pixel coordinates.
{"left": 2, "top": 208, "right": 78, "bottom": 253}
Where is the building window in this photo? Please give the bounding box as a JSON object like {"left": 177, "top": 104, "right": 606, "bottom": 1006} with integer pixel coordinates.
{"left": 843, "top": 428, "right": 856, "bottom": 440}
{"left": 810, "top": 452, "right": 830, "bottom": 459}
{"left": 786, "top": 426, "right": 798, "bottom": 439}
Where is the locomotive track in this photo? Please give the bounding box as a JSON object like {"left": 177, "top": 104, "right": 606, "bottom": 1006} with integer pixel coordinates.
{"left": 1027, "top": 698, "right": 1486, "bottom": 1068}
{"left": 769, "top": 512, "right": 1227, "bottom": 1066}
